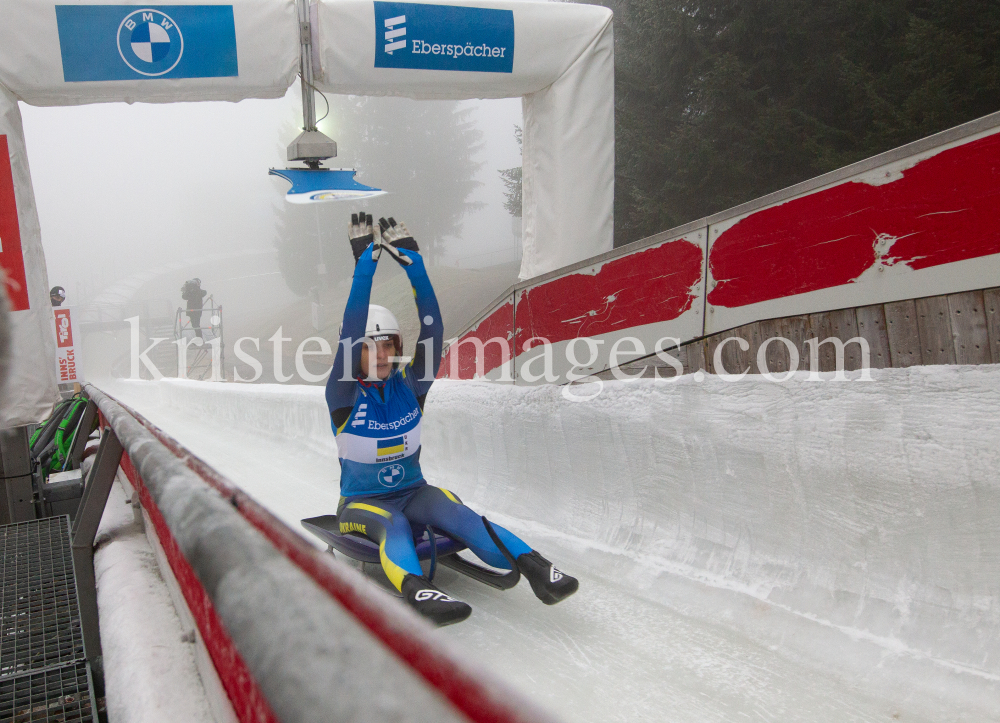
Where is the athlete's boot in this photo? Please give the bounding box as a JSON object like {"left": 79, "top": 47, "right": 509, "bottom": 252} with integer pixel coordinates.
{"left": 401, "top": 574, "right": 472, "bottom": 626}
{"left": 516, "top": 551, "right": 579, "bottom": 605}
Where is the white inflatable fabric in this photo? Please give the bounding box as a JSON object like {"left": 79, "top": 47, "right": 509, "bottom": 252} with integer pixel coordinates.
{"left": 312, "top": 0, "right": 615, "bottom": 280}
{"left": 0, "top": 0, "right": 613, "bottom": 281}
{"left": 0, "top": 0, "right": 299, "bottom": 106}
{"left": 0, "top": 86, "right": 58, "bottom": 427}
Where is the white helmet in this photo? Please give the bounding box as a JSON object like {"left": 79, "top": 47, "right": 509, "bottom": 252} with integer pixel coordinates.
{"left": 366, "top": 305, "right": 400, "bottom": 341}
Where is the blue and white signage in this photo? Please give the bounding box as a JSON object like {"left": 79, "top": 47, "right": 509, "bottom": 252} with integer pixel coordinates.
{"left": 268, "top": 168, "right": 385, "bottom": 204}
{"left": 373, "top": 1, "right": 514, "bottom": 74}
{"left": 55, "top": 5, "right": 238, "bottom": 82}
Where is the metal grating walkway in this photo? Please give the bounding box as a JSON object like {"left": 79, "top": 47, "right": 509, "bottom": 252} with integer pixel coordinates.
{"left": 0, "top": 518, "right": 95, "bottom": 722}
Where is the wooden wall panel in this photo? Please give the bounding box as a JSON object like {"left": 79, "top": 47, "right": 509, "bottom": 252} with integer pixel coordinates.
{"left": 948, "top": 290, "right": 991, "bottom": 365}
{"left": 884, "top": 300, "right": 922, "bottom": 368}
{"left": 780, "top": 316, "right": 813, "bottom": 371}
{"left": 984, "top": 288, "right": 1000, "bottom": 363}
{"left": 915, "top": 296, "right": 956, "bottom": 365}
{"left": 715, "top": 330, "right": 751, "bottom": 376}
{"left": 592, "top": 286, "right": 1000, "bottom": 381}
{"left": 855, "top": 305, "right": 892, "bottom": 369}
{"left": 701, "top": 333, "right": 722, "bottom": 375}
{"left": 756, "top": 319, "right": 789, "bottom": 375}
{"left": 808, "top": 309, "right": 861, "bottom": 371}
{"left": 686, "top": 339, "right": 709, "bottom": 374}
{"left": 744, "top": 322, "right": 767, "bottom": 375}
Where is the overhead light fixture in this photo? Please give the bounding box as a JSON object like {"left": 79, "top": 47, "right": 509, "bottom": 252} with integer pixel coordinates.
{"left": 270, "top": 0, "right": 383, "bottom": 203}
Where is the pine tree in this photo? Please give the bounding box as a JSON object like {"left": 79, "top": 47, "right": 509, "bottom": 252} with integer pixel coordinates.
{"left": 498, "top": 125, "right": 522, "bottom": 218}
{"left": 324, "top": 95, "right": 485, "bottom": 263}
{"left": 597, "top": 0, "right": 1000, "bottom": 246}
{"left": 273, "top": 95, "right": 485, "bottom": 296}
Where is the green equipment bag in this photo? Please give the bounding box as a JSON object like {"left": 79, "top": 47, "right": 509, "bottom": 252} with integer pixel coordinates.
{"left": 31, "top": 395, "right": 90, "bottom": 476}
{"left": 29, "top": 398, "right": 74, "bottom": 458}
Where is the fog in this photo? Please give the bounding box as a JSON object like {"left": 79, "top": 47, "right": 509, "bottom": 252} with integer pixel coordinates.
{"left": 21, "top": 87, "right": 522, "bottom": 301}
{"left": 19, "top": 88, "right": 523, "bottom": 382}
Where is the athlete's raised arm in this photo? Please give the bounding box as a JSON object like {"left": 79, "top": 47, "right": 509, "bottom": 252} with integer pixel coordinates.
{"left": 400, "top": 249, "right": 442, "bottom": 396}
{"left": 378, "top": 218, "right": 443, "bottom": 399}
{"left": 326, "top": 214, "right": 379, "bottom": 419}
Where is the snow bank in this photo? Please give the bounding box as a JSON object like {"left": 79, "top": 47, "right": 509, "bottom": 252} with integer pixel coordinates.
{"left": 92, "top": 467, "right": 216, "bottom": 723}
{"left": 107, "top": 366, "right": 1000, "bottom": 680}
{"left": 111, "top": 379, "right": 337, "bottom": 458}
{"left": 427, "top": 369, "right": 1000, "bottom": 680}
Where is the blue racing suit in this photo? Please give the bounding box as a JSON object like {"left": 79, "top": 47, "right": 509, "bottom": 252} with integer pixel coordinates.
{"left": 325, "top": 244, "right": 530, "bottom": 591}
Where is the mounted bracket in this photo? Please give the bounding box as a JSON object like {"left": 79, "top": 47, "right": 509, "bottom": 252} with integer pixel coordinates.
{"left": 288, "top": 0, "right": 336, "bottom": 168}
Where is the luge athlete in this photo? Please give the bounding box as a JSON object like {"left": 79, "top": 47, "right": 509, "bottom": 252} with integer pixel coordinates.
{"left": 326, "top": 213, "right": 579, "bottom": 625}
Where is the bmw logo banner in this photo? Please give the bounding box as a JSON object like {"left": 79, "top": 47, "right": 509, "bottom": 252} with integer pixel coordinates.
{"left": 55, "top": 5, "right": 238, "bottom": 82}
{"left": 373, "top": 1, "right": 514, "bottom": 74}
{"left": 378, "top": 464, "right": 405, "bottom": 488}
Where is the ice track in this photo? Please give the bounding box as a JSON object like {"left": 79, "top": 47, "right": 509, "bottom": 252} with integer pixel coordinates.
{"left": 102, "top": 367, "right": 1000, "bottom": 722}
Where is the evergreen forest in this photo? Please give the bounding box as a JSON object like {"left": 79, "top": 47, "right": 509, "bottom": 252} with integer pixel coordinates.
{"left": 597, "top": 0, "right": 1000, "bottom": 246}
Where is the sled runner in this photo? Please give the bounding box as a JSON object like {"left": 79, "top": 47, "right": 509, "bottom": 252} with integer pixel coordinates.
{"left": 301, "top": 514, "right": 521, "bottom": 590}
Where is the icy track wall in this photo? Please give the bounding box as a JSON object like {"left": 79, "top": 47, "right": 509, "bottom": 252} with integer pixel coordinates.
{"left": 441, "top": 110, "right": 1000, "bottom": 383}
{"left": 86, "top": 383, "right": 559, "bottom": 723}
{"left": 111, "top": 372, "right": 1000, "bottom": 678}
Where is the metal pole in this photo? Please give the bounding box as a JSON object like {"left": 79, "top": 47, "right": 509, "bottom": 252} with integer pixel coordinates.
{"left": 71, "top": 425, "right": 124, "bottom": 681}
{"left": 298, "top": 0, "right": 316, "bottom": 132}
{"left": 67, "top": 398, "right": 97, "bottom": 470}
{"left": 285, "top": 0, "right": 337, "bottom": 166}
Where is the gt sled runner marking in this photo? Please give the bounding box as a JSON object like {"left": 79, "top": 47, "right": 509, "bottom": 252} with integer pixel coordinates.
{"left": 414, "top": 589, "right": 457, "bottom": 603}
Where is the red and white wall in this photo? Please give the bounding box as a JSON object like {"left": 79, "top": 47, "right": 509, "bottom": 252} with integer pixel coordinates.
{"left": 440, "top": 111, "right": 1000, "bottom": 384}
{"left": 705, "top": 123, "right": 1000, "bottom": 332}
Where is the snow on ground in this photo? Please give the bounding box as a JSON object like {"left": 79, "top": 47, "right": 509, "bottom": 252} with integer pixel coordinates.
{"left": 99, "top": 365, "right": 1000, "bottom": 722}
{"left": 92, "top": 465, "right": 216, "bottom": 723}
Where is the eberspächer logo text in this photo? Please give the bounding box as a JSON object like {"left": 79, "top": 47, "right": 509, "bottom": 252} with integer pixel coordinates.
{"left": 374, "top": 1, "right": 514, "bottom": 74}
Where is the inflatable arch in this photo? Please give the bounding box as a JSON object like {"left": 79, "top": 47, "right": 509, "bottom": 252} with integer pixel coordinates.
{"left": 0, "top": 0, "right": 614, "bottom": 425}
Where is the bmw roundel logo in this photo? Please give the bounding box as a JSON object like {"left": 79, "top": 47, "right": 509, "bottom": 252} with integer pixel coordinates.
{"left": 378, "top": 464, "right": 405, "bottom": 488}
{"left": 117, "top": 9, "right": 184, "bottom": 77}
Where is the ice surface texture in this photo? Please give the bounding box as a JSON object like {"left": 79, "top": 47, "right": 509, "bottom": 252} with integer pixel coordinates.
{"left": 104, "top": 367, "right": 1000, "bottom": 720}
{"left": 421, "top": 370, "right": 1000, "bottom": 674}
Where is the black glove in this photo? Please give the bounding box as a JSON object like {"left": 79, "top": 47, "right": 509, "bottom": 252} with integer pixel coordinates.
{"left": 378, "top": 217, "right": 418, "bottom": 266}
{"left": 349, "top": 212, "right": 381, "bottom": 265}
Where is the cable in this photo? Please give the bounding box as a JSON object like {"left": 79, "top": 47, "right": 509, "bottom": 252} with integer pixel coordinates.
{"left": 315, "top": 86, "right": 330, "bottom": 124}
{"left": 300, "top": 73, "right": 331, "bottom": 125}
